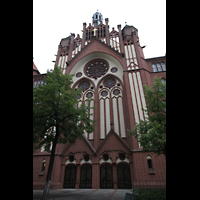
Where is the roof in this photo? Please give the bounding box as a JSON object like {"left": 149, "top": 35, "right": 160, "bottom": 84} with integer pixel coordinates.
{"left": 122, "top": 24, "right": 138, "bottom": 32}
{"left": 145, "top": 55, "right": 166, "bottom": 61}
{"left": 33, "top": 61, "right": 40, "bottom": 74}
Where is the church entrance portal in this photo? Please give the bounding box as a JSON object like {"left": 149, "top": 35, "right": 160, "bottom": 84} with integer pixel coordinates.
{"left": 80, "top": 164, "right": 92, "bottom": 188}
{"left": 117, "top": 163, "right": 132, "bottom": 189}
{"left": 63, "top": 165, "right": 77, "bottom": 188}
{"left": 100, "top": 164, "right": 113, "bottom": 188}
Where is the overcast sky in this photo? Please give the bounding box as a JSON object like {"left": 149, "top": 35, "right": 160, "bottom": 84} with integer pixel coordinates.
{"left": 33, "top": 0, "right": 166, "bottom": 74}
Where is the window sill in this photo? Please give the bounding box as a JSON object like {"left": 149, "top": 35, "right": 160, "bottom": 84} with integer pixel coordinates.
{"left": 148, "top": 171, "right": 156, "bottom": 175}
{"left": 39, "top": 172, "right": 44, "bottom": 176}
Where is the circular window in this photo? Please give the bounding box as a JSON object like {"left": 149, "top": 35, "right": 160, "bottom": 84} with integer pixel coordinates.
{"left": 101, "top": 91, "right": 108, "bottom": 97}
{"left": 111, "top": 67, "right": 118, "bottom": 73}
{"left": 76, "top": 94, "right": 81, "bottom": 99}
{"left": 84, "top": 59, "right": 109, "bottom": 79}
{"left": 113, "top": 89, "right": 120, "bottom": 95}
{"left": 76, "top": 72, "right": 82, "bottom": 78}
{"left": 104, "top": 77, "right": 116, "bottom": 88}
{"left": 119, "top": 153, "right": 125, "bottom": 161}
{"left": 86, "top": 92, "right": 93, "bottom": 98}
{"left": 84, "top": 154, "right": 90, "bottom": 162}
{"left": 103, "top": 154, "right": 109, "bottom": 161}
{"left": 69, "top": 155, "right": 74, "bottom": 162}
{"left": 78, "top": 80, "right": 90, "bottom": 91}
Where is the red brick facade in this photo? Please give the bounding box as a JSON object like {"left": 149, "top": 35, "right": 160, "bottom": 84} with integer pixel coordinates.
{"left": 33, "top": 11, "right": 166, "bottom": 190}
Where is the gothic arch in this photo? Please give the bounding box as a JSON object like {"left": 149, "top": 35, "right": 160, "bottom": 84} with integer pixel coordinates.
{"left": 72, "top": 77, "right": 95, "bottom": 90}
{"left": 97, "top": 73, "right": 123, "bottom": 89}
{"left": 98, "top": 75, "right": 126, "bottom": 139}
{"left": 67, "top": 40, "right": 123, "bottom": 73}
{"left": 68, "top": 51, "right": 125, "bottom": 78}
{"left": 72, "top": 77, "right": 95, "bottom": 140}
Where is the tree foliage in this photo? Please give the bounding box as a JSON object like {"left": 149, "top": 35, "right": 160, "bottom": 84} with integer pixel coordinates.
{"left": 33, "top": 65, "right": 95, "bottom": 200}
{"left": 33, "top": 65, "right": 95, "bottom": 150}
{"left": 128, "top": 77, "right": 166, "bottom": 156}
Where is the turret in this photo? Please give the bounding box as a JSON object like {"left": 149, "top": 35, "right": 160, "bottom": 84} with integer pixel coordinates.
{"left": 92, "top": 10, "right": 103, "bottom": 26}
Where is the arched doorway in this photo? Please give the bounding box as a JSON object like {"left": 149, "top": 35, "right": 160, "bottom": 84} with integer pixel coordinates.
{"left": 80, "top": 164, "right": 92, "bottom": 188}
{"left": 100, "top": 164, "right": 113, "bottom": 188}
{"left": 63, "top": 165, "right": 77, "bottom": 188}
{"left": 117, "top": 163, "right": 132, "bottom": 189}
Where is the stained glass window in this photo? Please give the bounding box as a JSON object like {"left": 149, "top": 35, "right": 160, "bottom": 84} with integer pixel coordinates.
{"left": 86, "top": 92, "right": 93, "bottom": 98}
{"left": 101, "top": 91, "right": 108, "bottom": 96}
{"left": 104, "top": 77, "right": 116, "bottom": 88}
{"left": 79, "top": 80, "right": 90, "bottom": 91}
{"left": 113, "top": 89, "right": 120, "bottom": 95}
{"left": 84, "top": 59, "right": 109, "bottom": 79}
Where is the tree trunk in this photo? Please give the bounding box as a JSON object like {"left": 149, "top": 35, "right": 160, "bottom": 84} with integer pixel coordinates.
{"left": 41, "top": 125, "right": 59, "bottom": 200}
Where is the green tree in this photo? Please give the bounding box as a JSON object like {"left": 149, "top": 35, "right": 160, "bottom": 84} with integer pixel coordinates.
{"left": 33, "top": 65, "right": 95, "bottom": 200}
{"left": 128, "top": 77, "right": 166, "bottom": 157}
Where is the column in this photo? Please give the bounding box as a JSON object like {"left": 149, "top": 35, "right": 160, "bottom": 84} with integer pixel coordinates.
{"left": 67, "top": 33, "right": 75, "bottom": 61}
{"left": 105, "top": 18, "right": 110, "bottom": 46}
{"left": 117, "top": 24, "right": 125, "bottom": 55}
{"left": 81, "top": 23, "right": 86, "bottom": 49}
{"left": 75, "top": 164, "right": 80, "bottom": 188}
{"left": 113, "top": 163, "right": 118, "bottom": 189}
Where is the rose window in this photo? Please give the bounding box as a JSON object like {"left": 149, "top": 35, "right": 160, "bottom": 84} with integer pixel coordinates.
{"left": 103, "top": 77, "right": 116, "bottom": 88}
{"left": 78, "top": 80, "right": 90, "bottom": 91}
{"left": 84, "top": 59, "right": 109, "bottom": 79}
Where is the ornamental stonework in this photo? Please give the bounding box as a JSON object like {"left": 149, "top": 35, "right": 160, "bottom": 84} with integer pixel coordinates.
{"left": 78, "top": 80, "right": 90, "bottom": 91}
{"left": 84, "top": 59, "right": 109, "bottom": 79}
{"left": 103, "top": 76, "right": 116, "bottom": 88}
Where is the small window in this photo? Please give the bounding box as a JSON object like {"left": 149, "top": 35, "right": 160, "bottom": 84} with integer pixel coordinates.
{"left": 161, "top": 62, "right": 166, "bottom": 71}
{"left": 69, "top": 155, "right": 74, "bottom": 162}
{"left": 161, "top": 78, "right": 166, "bottom": 84}
{"left": 146, "top": 156, "right": 153, "bottom": 170}
{"left": 84, "top": 154, "right": 90, "bottom": 162}
{"left": 103, "top": 154, "right": 109, "bottom": 161}
{"left": 152, "top": 63, "right": 157, "bottom": 72}
{"left": 41, "top": 159, "right": 46, "bottom": 171}
{"left": 147, "top": 160, "right": 153, "bottom": 170}
{"left": 119, "top": 153, "right": 125, "bottom": 161}
{"left": 157, "top": 63, "right": 162, "bottom": 71}
{"left": 34, "top": 79, "right": 37, "bottom": 88}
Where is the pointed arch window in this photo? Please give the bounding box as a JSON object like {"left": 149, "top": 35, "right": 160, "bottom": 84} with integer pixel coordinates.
{"left": 146, "top": 155, "right": 153, "bottom": 171}
{"left": 99, "top": 76, "right": 126, "bottom": 139}
{"left": 41, "top": 159, "right": 46, "bottom": 172}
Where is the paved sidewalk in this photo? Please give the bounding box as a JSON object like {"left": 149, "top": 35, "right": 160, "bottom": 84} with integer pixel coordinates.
{"left": 33, "top": 189, "right": 133, "bottom": 200}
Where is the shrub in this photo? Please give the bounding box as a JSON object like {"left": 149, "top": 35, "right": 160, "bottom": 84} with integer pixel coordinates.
{"left": 132, "top": 188, "right": 166, "bottom": 200}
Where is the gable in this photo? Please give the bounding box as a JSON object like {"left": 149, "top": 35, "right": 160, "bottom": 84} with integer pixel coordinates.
{"left": 61, "top": 136, "right": 95, "bottom": 156}
{"left": 70, "top": 51, "right": 124, "bottom": 89}
{"left": 66, "top": 38, "right": 124, "bottom": 74}
{"left": 96, "top": 129, "right": 131, "bottom": 155}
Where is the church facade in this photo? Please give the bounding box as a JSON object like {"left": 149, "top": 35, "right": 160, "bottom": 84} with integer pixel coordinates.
{"left": 33, "top": 11, "right": 166, "bottom": 190}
